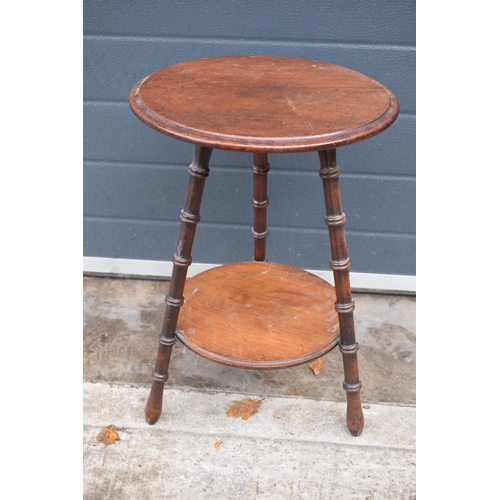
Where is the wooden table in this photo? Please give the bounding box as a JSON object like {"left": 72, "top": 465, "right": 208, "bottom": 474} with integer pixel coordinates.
{"left": 130, "top": 55, "right": 399, "bottom": 436}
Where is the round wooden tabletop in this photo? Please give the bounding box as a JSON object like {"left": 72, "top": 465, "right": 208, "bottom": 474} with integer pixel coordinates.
{"left": 130, "top": 55, "right": 399, "bottom": 153}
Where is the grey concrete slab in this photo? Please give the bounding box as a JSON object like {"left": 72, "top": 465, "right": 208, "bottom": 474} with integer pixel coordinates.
{"left": 84, "top": 383, "right": 415, "bottom": 499}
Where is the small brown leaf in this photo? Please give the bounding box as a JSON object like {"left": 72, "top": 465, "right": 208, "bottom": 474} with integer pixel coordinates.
{"left": 97, "top": 425, "right": 120, "bottom": 445}
{"left": 214, "top": 439, "right": 222, "bottom": 450}
{"left": 309, "top": 357, "right": 325, "bottom": 375}
{"left": 226, "top": 398, "right": 263, "bottom": 420}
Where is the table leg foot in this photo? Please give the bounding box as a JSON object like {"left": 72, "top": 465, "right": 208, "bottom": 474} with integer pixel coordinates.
{"left": 340, "top": 342, "right": 364, "bottom": 436}
{"left": 145, "top": 379, "right": 165, "bottom": 424}
{"left": 145, "top": 342, "right": 173, "bottom": 424}
{"left": 345, "top": 384, "right": 364, "bottom": 436}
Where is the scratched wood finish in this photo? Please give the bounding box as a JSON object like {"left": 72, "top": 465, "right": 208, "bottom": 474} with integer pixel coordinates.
{"left": 129, "top": 55, "right": 399, "bottom": 153}
{"left": 176, "top": 262, "right": 340, "bottom": 369}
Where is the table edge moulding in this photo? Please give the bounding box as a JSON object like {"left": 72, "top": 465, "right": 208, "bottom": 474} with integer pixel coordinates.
{"left": 130, "top": 55, "right": 399, "bottom": 153}
{"left": 128, "top": 55, "right": 400, "bottom": 436}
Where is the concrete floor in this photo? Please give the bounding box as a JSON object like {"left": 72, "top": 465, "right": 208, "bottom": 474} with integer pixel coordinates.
{"left": 83, "top": 275, "right": 416, "bottom": 499}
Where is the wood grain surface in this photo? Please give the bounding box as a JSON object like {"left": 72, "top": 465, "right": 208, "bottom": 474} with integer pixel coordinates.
{"left": 176, "top": 262, "right": 340, "bottom": 369}
{"left": 130, "top": 55, "right": 399, "bottom": 152}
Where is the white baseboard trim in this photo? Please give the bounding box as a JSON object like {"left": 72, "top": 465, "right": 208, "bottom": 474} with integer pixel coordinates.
{"left": 83, "top": 256, "right": 416, "bottom": 295}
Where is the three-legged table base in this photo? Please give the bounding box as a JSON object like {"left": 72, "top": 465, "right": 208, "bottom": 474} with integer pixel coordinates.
{"left": 145, "top": 146, "right": 364, "bottom": 436}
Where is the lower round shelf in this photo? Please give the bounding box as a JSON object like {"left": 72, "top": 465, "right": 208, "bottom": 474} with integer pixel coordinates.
{"left": 176, "top": 261, "right": 340, "bottom": 369}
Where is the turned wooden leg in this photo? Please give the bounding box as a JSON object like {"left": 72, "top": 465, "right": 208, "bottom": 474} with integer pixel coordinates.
{"left": 145, "top": 145, "right": 212, "bottom": 424}
{"left": 252, "top": 152, "right": 270, "bottom": 261}
{"left": 319, "top": 148, "right": 364, "bottom": 436}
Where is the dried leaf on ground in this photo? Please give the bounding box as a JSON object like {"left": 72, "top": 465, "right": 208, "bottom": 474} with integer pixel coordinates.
{"left": 309, "top": 357, "right": 325, "bottom": 375}
{"left": 97, "top": 425, "right": 120, "bottom": 445}
{"left": 226, "top": 398, "right": 263, "bottom": 420}
{"left": 214, "top": 439, "right": 222, "bottom": 450}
